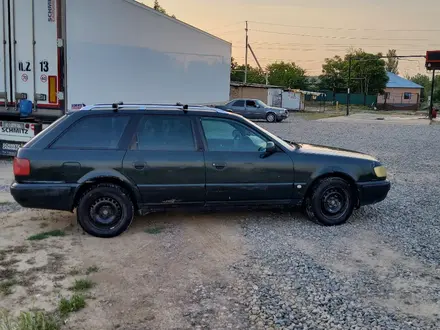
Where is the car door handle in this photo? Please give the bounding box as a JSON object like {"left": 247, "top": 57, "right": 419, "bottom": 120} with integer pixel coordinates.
{"left": 212, "top": 162, "right": 226, "bottom": 170}
{"left": 133, "top": 162, "right": 146, "bottom": 170}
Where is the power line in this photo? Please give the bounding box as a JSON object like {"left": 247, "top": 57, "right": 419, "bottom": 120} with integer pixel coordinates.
{"left": 250, "top": 29, "right": 429, "bottom": 42}
{"left": 233, "top": 41, "right": 440, "bottom": 48}
{"left": 206, "top": 21, "right": 243, "bottom": 32}
{"left": 232, "top": 45, "right": 431, "bottom": 53}
{"left": 247, "top": 20, "right": 440, "bottom": 33}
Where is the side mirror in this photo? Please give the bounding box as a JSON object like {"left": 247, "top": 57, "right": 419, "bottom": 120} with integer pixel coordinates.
{"left": 261, "top": 141, "right": 276, "bottom": 158}
{"left": 256, "top": 104, "right": 261, "bottom": 108}
{"left": 266, "top": 141, "right": 276, "bottom": 153}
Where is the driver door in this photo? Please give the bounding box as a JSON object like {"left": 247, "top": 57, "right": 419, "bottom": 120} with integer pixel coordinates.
{"left": 245, "top": 100, "right": 260, "bottom": 119}
{"left": 199, "top": 117, "right": 294, "bottom": 204}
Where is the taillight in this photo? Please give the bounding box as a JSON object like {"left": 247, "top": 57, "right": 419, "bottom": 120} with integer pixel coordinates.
{"left": 13, "top": 158, "right": 30, "bottom": 176}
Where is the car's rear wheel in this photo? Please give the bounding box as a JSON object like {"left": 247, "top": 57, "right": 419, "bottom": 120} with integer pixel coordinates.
{"left": 304, "top": 177, "right": 355, "bottom": 226}
{"left": 77, "top": 184, "right": 134, "bottom": 238}
{"left": 266, "top": 112, "right": 276, "bottom": 122}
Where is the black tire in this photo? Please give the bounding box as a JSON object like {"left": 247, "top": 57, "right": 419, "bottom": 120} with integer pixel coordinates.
{"left": 304, "top": 177, "right": 355, "bottom": 226}
{"left": 266, "top": 112, "right": 276, "bottom": 123}
{"left": 77, "top": 184, "right": 134, "bottom": 238}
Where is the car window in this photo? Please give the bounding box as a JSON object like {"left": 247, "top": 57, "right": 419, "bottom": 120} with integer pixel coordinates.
{"left": 201, "top": 118, "right": 268, "bottom": 152}
{"left": 134, "top": 115, "right": 195, "bottom": 151}
{"left": 232, "top": 100, "right": 245, "bottom": 107}
{"left": 246, "top": 100, "right": 257, "bottom": 108}
{"left": 51, "top": 115, "right": 130, "bottom": 149}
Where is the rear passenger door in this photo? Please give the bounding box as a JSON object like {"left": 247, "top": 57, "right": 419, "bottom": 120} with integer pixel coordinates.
{"left": 230, "top": 100, "right": 246, "bottom": 115}
{"left": 122, "top": 115, "right": 206, "bottom": 206}
{"left": 26, "top": 113, "right": 132, "bottom": 184}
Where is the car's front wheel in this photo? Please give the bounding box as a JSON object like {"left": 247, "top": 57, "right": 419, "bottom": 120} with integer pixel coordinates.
{"left": 266, "top": 112, "right": 276, "bottom": 122}
{"left": 77, "top": 184, "right": 134, "bottom": 238}
{"left": 304, "top": 177, "right": 355, "bottom": 226}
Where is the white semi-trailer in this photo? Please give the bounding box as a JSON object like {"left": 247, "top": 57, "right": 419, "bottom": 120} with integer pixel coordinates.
{"left": 0, "top": 0, "right": 231, "bottom": 155}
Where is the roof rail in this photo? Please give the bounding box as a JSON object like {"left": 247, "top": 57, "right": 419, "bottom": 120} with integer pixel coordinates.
{"left": 79, "top": 102, "right": 215, "bottom": 111}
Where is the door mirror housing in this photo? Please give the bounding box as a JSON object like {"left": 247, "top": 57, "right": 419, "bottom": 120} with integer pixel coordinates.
{"left": 261, "top": 141, "right": 277, "bottom": 158}
{"left": 266, "top": 141, "right": 276, "bottom": 153}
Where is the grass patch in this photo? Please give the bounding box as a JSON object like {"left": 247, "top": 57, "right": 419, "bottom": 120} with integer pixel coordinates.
{"left": 27, "top": 230, "right": 65, "bottom": 241}
{"left": 58, "top": 294, "right": 86, "bottom": 316}
{"left": 144, "top": 226, "right": 165, "bottom": 235}
{"left": 86, "top": 265, "right": 99, "bottom": 275}
{"left": 0, "top": 309, "right": 60, "bottom": 330}
{"left": 0, "top": 279, "right": 17, "bottom": 296}
{"left": 70, "top": 279, "right": 95, "bottom": 292}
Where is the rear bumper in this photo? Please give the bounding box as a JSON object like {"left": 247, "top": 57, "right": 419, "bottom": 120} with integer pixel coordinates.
{"left": 357, "top": 180, "right": 391, "bottom": 206}
{"left": 10, "top": 182, "right": 78, "bottom": 211}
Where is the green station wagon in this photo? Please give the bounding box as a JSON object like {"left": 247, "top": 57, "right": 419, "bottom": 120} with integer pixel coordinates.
{"left": 10, "top": 103, "right": 390, "bottom": 238}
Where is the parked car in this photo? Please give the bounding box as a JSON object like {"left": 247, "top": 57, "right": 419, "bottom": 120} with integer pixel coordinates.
{"left": 215, "top": 99, "right": 288, "bottom": 122}
{"left": 10, "top": 103, "right": 390, "bottom": 238}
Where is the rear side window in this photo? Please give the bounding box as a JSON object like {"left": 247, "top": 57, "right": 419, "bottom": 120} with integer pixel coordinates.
{"left": 51, "top": 115, "right": 130, "bottom": 149}
{"left": 133, "top": 115, "right": 195, "bottom": 151}
{"left": 232, "top": 100, "right": 245, "bottom": 107}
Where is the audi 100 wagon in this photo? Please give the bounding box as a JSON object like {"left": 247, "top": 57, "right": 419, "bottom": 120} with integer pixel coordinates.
{"left": 10, "top": 103, "right": 390, "bottom": 238}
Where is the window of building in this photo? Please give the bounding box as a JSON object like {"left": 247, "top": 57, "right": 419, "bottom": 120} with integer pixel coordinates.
{"left": 404, "top": 92, "right": 412, "bottom": 100}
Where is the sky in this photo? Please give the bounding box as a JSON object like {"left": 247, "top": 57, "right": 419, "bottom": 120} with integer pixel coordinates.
{"left": 141, "top": 0, "right": 440, "bottom": 77}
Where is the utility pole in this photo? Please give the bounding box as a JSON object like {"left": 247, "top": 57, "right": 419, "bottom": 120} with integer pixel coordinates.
{"left": 429, "top": 69, "right": 436, "bottom": 120}
{"left": 244, "top": 21, "right": 248, "bottom": 84}
{"left": 247, "top": 43, "right": 268, "bottom": 85}
{"left": 346, "top": 56, "right": 352, "bottom": 116}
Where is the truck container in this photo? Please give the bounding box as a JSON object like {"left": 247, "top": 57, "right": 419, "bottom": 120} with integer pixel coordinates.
{"left": 0, "top": 0, "right": 231, "bottom": 155}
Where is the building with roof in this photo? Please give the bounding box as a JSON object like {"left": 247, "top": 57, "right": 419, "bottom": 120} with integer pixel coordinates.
{"left": 377, "top": 72, "right": 423, "bottom": 110}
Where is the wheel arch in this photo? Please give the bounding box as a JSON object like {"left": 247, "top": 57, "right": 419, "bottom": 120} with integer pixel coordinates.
{"left": 72, "top": 172, "right": 141, "bottom": 212}
{"left": 303, "top": 170, "right": 359, "bottom": 206}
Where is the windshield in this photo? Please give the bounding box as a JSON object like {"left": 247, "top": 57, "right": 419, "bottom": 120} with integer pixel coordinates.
{"left": 242, "top": 117, "right": 296, "bottom": 150}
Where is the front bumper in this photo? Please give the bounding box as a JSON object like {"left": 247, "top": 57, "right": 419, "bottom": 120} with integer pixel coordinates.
{"left": 357, "top": 180, "right": 391, "bottom": 206}
{"left": 277, "top": 111, "right": 289, "bottom": 119}
{"left": 10, "top": 182, "right": 78, "bottom": 211}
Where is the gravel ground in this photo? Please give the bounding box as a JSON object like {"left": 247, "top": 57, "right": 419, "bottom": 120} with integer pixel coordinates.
{"left": 223, "top": 116, "right": 440, "bottom": 330}
{"left": 184, "top": 116, "right": 440, "bottom": 330}
{"left": 1, "top": 115, "right": 440, "bottom": 329}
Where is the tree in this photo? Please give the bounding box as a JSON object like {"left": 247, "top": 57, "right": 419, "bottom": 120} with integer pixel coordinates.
{"left": 153, "top": 0, "right": 176, "bottom": 18}
{"left": 385, "top": 49, "right": 399, "bottom": 74}
{"left": 319, "top": 49, "right": 388, "bottom": 96}
{"left": 319, "top": 55, "right": 346, "bottom": 98}
{"left": 266, "top": 61, "right": 307, "bottom": 89}
{"left": 347, "top": 49, "right": 388, "bottom": 95}
{"left": 230, "top": 58, "right": 266, "bottom": 84}
{"left": 409, "top": 73, "right": 440, "bottom": 102}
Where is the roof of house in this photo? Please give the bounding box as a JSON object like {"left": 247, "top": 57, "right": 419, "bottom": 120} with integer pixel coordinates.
{"left": 230, "top": 82, "right": 284, "bottom": 89}
{"left": 386, "top": 72, "right": 423, "bottom": 89}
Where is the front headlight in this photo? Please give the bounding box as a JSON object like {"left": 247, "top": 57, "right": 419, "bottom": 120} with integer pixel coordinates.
{"left": 374, "top": 165, "right": 387, "bottom": 178}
